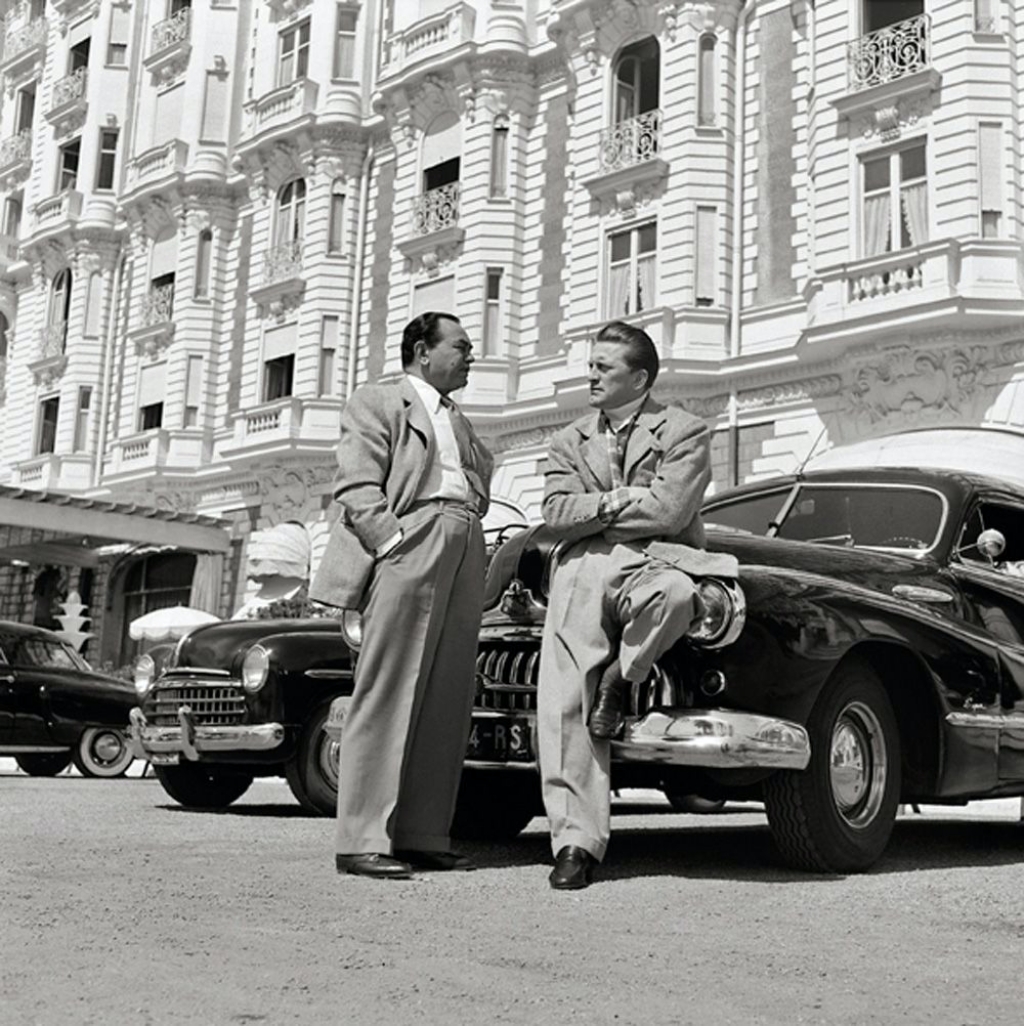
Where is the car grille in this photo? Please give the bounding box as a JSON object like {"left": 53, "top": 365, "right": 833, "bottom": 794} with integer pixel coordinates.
{"left": 475, "top": 641, "right": 682, "bottom": 717}
{"left": 145, "top": 680, "right": 246, "bottom": 727}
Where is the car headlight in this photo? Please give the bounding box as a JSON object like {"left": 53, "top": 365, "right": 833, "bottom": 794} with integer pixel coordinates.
{"left": 241, "top": 645, "right": 270, "bottom": 692}
{"left": 688, "top": 579, "right": 746, "bottom": 649}
{"left": 340, "top": 609, "right": 363, "bottom": 651}
{"left": 134, "top": 654, "right": 156, "bottom": 697}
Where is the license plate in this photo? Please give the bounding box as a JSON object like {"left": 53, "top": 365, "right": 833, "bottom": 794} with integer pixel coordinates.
{"left": 148, "top": 752, "right": 180, "bottom": 766}
{"left": 465, "top": 717, "right": 533, "bottom": 762}
{"left": 325, "top": 697, "right": 351, "bottom": 742}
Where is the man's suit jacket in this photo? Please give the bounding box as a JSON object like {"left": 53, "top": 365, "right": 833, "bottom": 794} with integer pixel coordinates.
{"left": 542, "top": 397, "right": 737, "bottom": 578}
{"left": 310, "top": 377, "right": 494, "bottom": 609}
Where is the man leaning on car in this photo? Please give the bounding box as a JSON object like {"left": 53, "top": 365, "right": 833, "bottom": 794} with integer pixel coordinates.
{"left": 537, "top": 320, "right": 737, "bottom": 890}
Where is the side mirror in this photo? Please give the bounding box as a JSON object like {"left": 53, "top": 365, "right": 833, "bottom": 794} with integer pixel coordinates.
{"left": 977, "top": 528, "right": 1006, "bottom": 561}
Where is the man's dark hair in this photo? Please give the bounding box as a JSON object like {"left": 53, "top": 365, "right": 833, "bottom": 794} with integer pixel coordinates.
{"left": 401, "top": 311, "right": 461, "bottom": 367}
{"left": 595, "top": 320, "right": 659, "bottom": 390}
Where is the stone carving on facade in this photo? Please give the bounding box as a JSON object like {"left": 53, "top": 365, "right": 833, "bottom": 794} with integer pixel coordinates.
{"left": 1000, "top": 341, "right": 1024, "bottom": 366}
{"left": 151, "top": 488, "right": 199, "bottom": 515}
{"left": 258, "top": 463, "right": 335, "bottom": 526}
{"left": 853, "top": 97, "right": 928, "bottom": 143}
{"left": 737, "top": 375, "right": 844, "bottom": 411}
{"left": 664, "top": 394, "right": 730, "bottom": 419}
{"left": 235, "top": 139, "right": 315, "bottom": 202}
{"left": 490, "top": 425, "right": 558, "bottom": 455}
{"left": 846, "top": 344, "right": 992, "bottom": 426}
{"left": 260, "top": 291, "right": 304, "bottom": 325}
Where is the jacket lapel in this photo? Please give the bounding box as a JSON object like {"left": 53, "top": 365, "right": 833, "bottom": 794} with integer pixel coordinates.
{"left": 623, "top": 398, "right": 666, "bottom": 481}
{"left": 576, "top": 411, "right": 612, "bottom": 490}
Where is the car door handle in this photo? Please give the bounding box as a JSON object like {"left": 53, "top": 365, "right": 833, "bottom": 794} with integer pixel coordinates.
{"left": 892, "top": 584, "right": 954, "bottom": 603}
{"left": 0, "top": 673, "right": 14, "bottom": 683}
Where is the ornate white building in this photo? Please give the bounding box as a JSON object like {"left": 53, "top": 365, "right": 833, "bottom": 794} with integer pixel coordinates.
{"left": 0, "top": 0, "right": 1022, "bottom": 664}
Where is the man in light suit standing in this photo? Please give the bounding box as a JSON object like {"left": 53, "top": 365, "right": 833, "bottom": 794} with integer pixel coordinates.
{"left": 310, "top": 311, "right": 493, "bottom": 879}
{"left": 538, "top": 320, "right": 735, "bottom": 890}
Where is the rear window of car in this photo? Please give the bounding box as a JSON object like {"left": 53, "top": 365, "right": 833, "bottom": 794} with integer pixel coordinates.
{"left": 0, "top": 633, "right": 85, "bottom": 670}
{"left": 776, "top": 484, "right": 945, "bottom": 551}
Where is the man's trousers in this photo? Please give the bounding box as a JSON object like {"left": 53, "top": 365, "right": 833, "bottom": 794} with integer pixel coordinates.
{"left": 538, "top": 539, "right": 703, "bottom": 861}
{"left": 335, "top": 502, "right": 485, "bottom": 855}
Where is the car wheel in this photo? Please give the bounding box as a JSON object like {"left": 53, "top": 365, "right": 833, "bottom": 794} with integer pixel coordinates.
{"left": 14, "top": 752, "right": 72, "bottom": 777}
{"left": 72, "top": 728, "right": 134, "bottom": 778}
{"left": 285, "top": 699, "right": 342, "bottom": 816}
{"left": 153, "top": 764, "right": 254, "bottom": 808}
{"left": 763, "top": 658, "right": 901, "bottom": 873}
{"left": 451, "top": 769, "right": 541, "bottom": 840}
{"left": 663, "top": 792, "right": 727, "bottom": 814}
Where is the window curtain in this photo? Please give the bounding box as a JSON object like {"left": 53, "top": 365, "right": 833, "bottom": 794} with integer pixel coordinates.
{"left": 901, "top": 182, "right": 928, "bottom": 247}
{"left": 636, "top": 254, "right": 657, "bottom": 312}
{"left": 608, "top": 264, "right": 630, "bottom": 316}
{"left": 188, "top": 553, "right": 223, "bottom": 615}
{"left": 864, "top": 193, "right": 890, "bottom": 255}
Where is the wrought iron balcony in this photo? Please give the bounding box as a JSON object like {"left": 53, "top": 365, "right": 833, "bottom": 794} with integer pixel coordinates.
{"left": 151, "top": 7, "right": 190, "bottom": 56}
{"left": 2, "top": 16, "right": 48, "bottom": 70}
{"left": 0, "top": 129, "right": 31, "bottom": 173}
{"left": 412, "top": 183, "right": 460, "bottom": 236}
{"left": 263, "top": 240, "right": 303, "bottom": 285}
{"left": 141, "top": 283, "right": 175, "bottom": 326}
{"left": 48, "top": 67, "right": 87, "bottom": 119}
{"left": 847, "top": 14, "right": 930, "bottom": 92}
{"left": 38, "top": 323, "right": 67, "bottom": 359}
{"left": 598, "top": 110, "right": 661, "bottom": 173}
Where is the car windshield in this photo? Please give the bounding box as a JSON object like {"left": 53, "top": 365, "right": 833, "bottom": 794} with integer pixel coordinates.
{"left": 706, "top": 484, "right": 946, "bottom": 552}
{"left": 0, "top": 632, "right": 89, "bottom": 671}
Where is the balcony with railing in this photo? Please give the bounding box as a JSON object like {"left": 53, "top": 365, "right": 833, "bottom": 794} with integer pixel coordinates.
{"left": 145, "top": 7, "right": 191, "bottom": 82}
{"left": 27, "top": 323, "right": 68, "bottom": 386}
{"left": 31, "top": 189, "right": 83, "bottom": 240}
{"left": 380, "top": 2, "right": 476, "bottom": 79}
{"left": 125, "top": 139, "right": 189, "bottom": 194}
{"left": 108, "top": 429, "right": 170, "bottom": 476}
{"left": 129, "top": 282, "right": 176, "bottom": 355}
{"left": 221, "top": 396, "right": 342, "bottom": 459}
{"left": 249, "top": 241, "right": 305, "bottom": 313}
{"left": 582, "top": 110, "right": 669, "bottom": 210}
{"left": 1, "top": 16, "right": 48, "bottom": 80}
{"left": 397, "top": 183, "right": 464, "bottom": 268}
{"left": 243, "top": 78, "right": 319, "bottom": 138}
{"left": 0, "top": 129, "right": 32, "bottom": 183}
{"left": 805, "top": 238, "right": 1024, "bottom": 345}
{"left": 46, "top": 67, "right": 87, "bottom": 125}
{"left": 834, "top": 14, "right": 940, "bottom": 118}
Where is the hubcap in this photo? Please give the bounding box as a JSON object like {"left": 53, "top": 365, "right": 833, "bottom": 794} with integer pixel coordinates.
{"left": 318, "top": 733, "right": 340, "bottom": 790}
{"left": 829, "top": 700, "right": 887, "bottom": 828}
{"left": 93, "top": 731, "right": 126, "bottom": 765}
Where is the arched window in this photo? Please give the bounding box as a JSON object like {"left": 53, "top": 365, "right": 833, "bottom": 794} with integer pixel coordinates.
{"left": 275, "top": 178, "right": 306, "bottom": 247}
{"left": 613, "top": 37, "right": 659, "bottom": 124}
{"left": 328, "top": 180, "right": 345, "bottom": 254}
{"left": 489, "top": 113, "right": 509, "bottom": 199}
{"left": 698, "top": 34, "right": 717, "bottom": 127}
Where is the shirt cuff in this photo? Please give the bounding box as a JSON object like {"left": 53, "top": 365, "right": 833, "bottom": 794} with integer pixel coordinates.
{"left": 598, "top": 488, "right": 632, "bottom": 524}
{"left": 375, "top": 530, "right": 403, "bottom": 558}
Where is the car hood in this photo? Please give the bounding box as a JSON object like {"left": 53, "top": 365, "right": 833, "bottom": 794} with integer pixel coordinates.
{"left": 706, "top": 531, "right": 945, "bottom": 591}
{"left": 175, "top": 617, "right": 343, "bottom": 670}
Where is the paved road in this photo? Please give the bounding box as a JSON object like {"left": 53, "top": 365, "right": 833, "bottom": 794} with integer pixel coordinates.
{"left": 3, "top": 765, "right": 1024, "bottom": 1026}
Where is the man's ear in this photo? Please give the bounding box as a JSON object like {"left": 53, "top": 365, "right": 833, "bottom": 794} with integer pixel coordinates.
{"left": 633, "top": 369, "right": 649, "bottom": 394}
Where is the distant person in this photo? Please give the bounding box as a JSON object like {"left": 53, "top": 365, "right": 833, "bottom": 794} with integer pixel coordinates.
{"left": 310, "top": 311, "right": 493, "bottom": 879}
{"left": 537, "top": 320, "right": 736, "bottom": 889}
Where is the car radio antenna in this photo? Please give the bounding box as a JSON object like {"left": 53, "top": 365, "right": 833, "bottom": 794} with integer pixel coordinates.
{"left": 795, "top": 426, "right": 829, "bottom": 478}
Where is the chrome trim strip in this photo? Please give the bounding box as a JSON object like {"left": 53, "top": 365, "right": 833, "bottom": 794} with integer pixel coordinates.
{"left": 304, "top": 669, "right": 353, "bottom": 679}
{"left": 945, "top": 710, "right": 1024, "bottom": 731}
{"left": 128, "top": 707, "right": 284, "bottom": 759}
{"left": 0, "top": 745, "right": 68, "bottom": 754}
{"left": 463, "top": 759, "right": 537, "bottom": 770}
{"left": 612, "top": 709, "right": 811, "bottom": 770}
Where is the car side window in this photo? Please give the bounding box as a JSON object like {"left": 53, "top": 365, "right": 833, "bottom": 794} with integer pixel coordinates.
{"left": 957, "top": 502, "right": 1024, "bottom": 575}
{"left": 703, "top": 489, "right": 791, "bottom": 536}
{"left": 12, "top": 638, "right": 81, "bottom": 670}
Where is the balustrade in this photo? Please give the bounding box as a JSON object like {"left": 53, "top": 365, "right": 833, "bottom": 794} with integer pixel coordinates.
{"left": 50, "top": 67, "right": 87, "bottom": 112}
{"left": 3, "top": 16, "right": 48, "bottom": 64}
{"left": 263, "top": 241, "right": 303, "bottom": 284}
{"left": 38, "top": 323, "right": 67, "bottom": 358}
{"left": 151, "top": 7, "right": 190, "bottom": 54}
{"left": 141, "top": 283, "right": 175, "bottom": 325}
{"left": 847, "top": 14, "right": 930, "bottom": 91}
{"left": 381, "top": 2, "right": 475, "bottom": 75}
{"left": 0, "top": 129, "right": 31, "bottom": 170}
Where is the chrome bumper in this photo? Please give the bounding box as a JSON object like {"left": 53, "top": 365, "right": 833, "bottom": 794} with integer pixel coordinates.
{"left": 613, "top": 709, "right": 811, "bottom": 770}
{"left": 128, "top": 706, "right": 285, "bottom": 762}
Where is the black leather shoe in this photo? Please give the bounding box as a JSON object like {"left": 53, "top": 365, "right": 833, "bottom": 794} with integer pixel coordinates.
{"left": 395, "top": 849, "right": 477, "bottom": 872}
{"left": 588, "top": 661, "right": 627, "bottom": 740}
{"left": 549, "top": 845, "right": 595, "bottom": 890}
{"left": 335, "top": 853, "right": 413, "bottom": 879}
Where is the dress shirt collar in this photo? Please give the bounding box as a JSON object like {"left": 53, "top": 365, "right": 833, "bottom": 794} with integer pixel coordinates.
{"left": 405, "top": 372, "right": 449, "bottom": 413}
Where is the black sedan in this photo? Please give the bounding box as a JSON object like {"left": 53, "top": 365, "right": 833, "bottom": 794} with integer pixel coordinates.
{"left": 473, "top": 459, "right": 1024, "bottom": 871}
{"left": 0, "top": 622, "right": 136, "bottom": 778}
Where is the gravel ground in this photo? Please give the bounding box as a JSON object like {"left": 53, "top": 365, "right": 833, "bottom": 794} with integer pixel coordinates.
{"left": 3, "top": 763, "right": 1024, "bottom": 1026}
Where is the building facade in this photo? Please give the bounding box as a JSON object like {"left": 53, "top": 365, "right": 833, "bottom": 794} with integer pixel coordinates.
{"left": 0, "top": 0, "right": 1022, "bottom": 664}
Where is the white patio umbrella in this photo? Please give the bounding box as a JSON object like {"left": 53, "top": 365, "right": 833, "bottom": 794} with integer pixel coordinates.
{"left": 129, "top": 605, "right": 221, "bottom": 642}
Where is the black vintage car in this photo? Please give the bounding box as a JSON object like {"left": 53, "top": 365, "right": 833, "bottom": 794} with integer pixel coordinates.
{"left": 130, "top": 447, "right": 1024, "bottom": 872}
{"left": 0, "top": 622, "right": 136, "bottom": 778}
